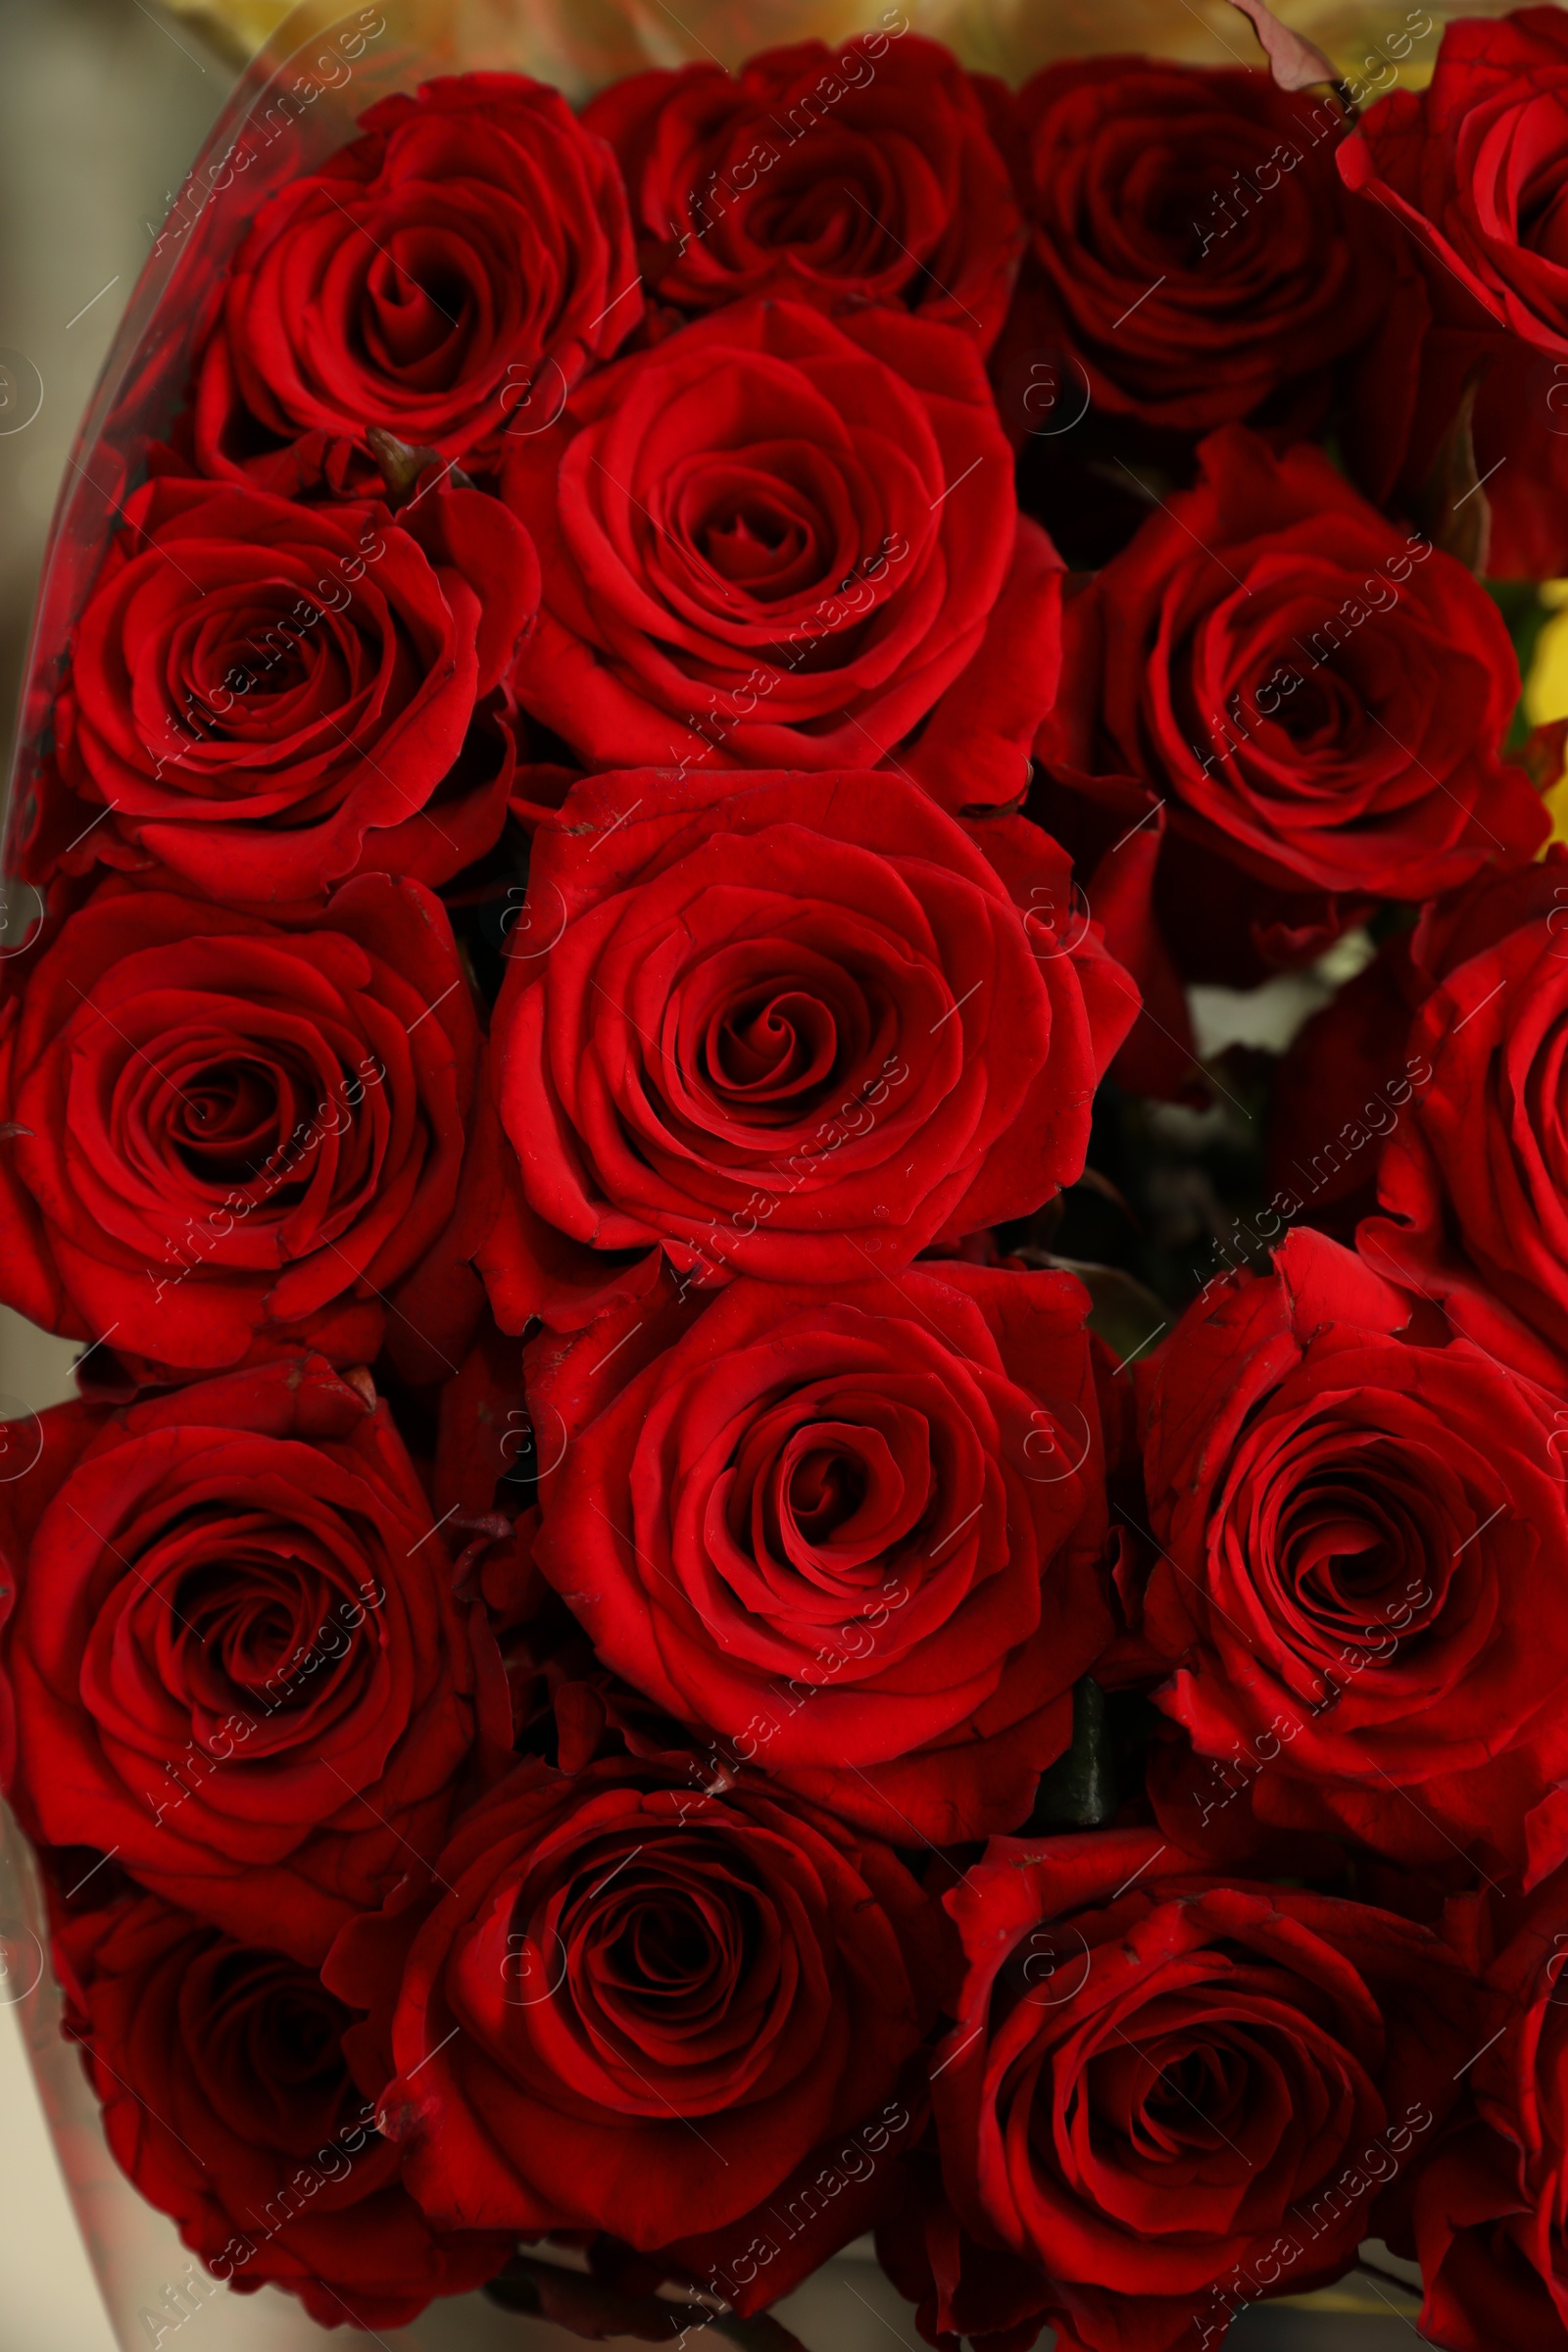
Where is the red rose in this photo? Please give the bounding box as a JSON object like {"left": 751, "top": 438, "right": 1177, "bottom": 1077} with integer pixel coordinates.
{"left": 1031, "top": 425, "right": 1544, "bottom": 1065}
{"left": 878, "top": 2143, "right": 1060, "bottom": 2352}
{"left": 3, "top": 1355, "right": 509, "bottom": 1961}
{"left": 1008, "top": 59, "right": 1391, "bottom": 435}
{"left": 1359, "top": 866, "right": 1568, "bottom": 1390}
{"left": 1138, "top": 1228, "right": 1568, "bottom": 1884}
{"left": 1040, "top": 422, "right": 1539, "bottom": 907}
{"left": 1336, "top": 10, "right": 1568, "bottom": 535}
{"left": 1339, "top": 11, "right": 1568, "bottom": 363}
{"left": 192, "top": 74, "right": 639, "bottom": 486}
{"left": 1263, "top": 852, "right": 1566, "bottom": 1248}
{"left": 582, "top": 35, "right": 1021, "bottom": 347}
{"left": 500, "top": 298, "right": 1059, "bottom": 796}
{"left": 1473, "top": 345, "right": 1568, "bottom": 580}
{"left": 0, "top": 873, "right": 487, "bottom": 1384}
{"left": 51, "top": 1883, "right": 510, "bottom": 2328}
{"left": 480, "top": 767, "right": 1139, "bottom": 1331}
{"left": 1263, "top": 945, "right": 1434, "bottom": 1245}
{"left": 21, "top": 472, "right": 537, "bottom": 905}
{"left": 527, "top": 1258, "right": 1112, "bottom": 1843}
{"left": 1407, "top": 1877, "right": 1568, "bottom": 2352}
{"left": 322, "top": 1755, "right": 946, "bottom": 2257}
{"left": 923, "top": 1826, "right": 1474, "bottom": 2352}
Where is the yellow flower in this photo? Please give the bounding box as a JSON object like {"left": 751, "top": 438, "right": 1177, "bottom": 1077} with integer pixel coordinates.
{"left": 1526, "top": 582, "right": 1568, "bottom": 847}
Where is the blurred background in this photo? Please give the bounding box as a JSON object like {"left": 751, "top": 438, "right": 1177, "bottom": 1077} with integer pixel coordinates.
{"left": 0, "top": 0, "right": 1536, "bottom": 2341}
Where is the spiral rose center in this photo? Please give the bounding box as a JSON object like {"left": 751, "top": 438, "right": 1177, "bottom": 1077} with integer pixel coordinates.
{"left": 1269, "top": 672, "right": 1339, "bottom": 746}
{"left": 752, "top": 168, "right": 883, "bottom": 269}
{"left": 705, "top": 502, "right": 809, "bottom": 583}
{"left": 203, "top": 1949, "right": 359, "bottom": 2141}
{"left": 1129, "top": 2036, "right": 1246, "bottom": 2155}
{"left": 264, "top": 1987, "right": 347, "bottom": 2080}
{"left": 677, "top": 461, "right": 831, "bottom": 604}
{"left": 784, "top": 1444, "right": 867, "bottom": 1544}
{"left": 1276, "top": 1469, "right": 1445, "bottom": 1652}
{"left": 174, "top": 1545, "right": 368, "bottom": 1719}
{"left": 363, "top": 228, "right": 474, "bottom": 376}
{"left": 168, "top": 1059, "right": 288, "bottom": 1182}
{"left": 560, "top": 1845, "right": 765, "bottom": 2060}
{"left": 729, "top": 1389, "right": 935, "bottom": 1599}
{"left": 619, "top": 1900, "right": 716, "bottom": 1992}
{"left": 706, "top": 985, "right": 839, "bottom": 1102}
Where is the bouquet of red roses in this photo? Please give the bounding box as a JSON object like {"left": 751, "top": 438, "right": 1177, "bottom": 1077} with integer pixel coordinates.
{"left": 6, "top": 2, "right": 1568, "bottom": 2345}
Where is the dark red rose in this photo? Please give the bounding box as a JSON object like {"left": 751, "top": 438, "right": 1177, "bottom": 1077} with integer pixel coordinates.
{"left": 1404, "top": 1874, "right": 1568, "bottom": 2352}
{"left": 1039, "top": 422, "right": 1540, "bottom": 907}
{"left": 192, "top": 74, "right": 639, "bottom": 487}
{"left": 425, "top": 1323, "right": 674, "bottom": 1773}
{"left": 1263, "top": 851, "right": 1568, "bottom": 1386}
{"left": 877, "top": 2143, "right": 1059, "bottom": 2352}
{"left": 1392, "top": 1872, "right": 1568, "bottom": 2352}
{"left": 1408, "top": 2123, "right": 1568, "bottom": 2352}
{"left": 1337, "top": 12, "right": 1568, "bottom": 524}
{"left": 1138, "top": 1228, "right": 1568, "bottom": 1884}
{"left": 1263, "top": 946, "right": 1435, "bottom": 1244}
{"left": 479, "top": 767, "right": 1139, "bottom": 1331}
{"left": 582, "top": 34, "right": 1021, "bottom": 347}
{"left": 0, "top": 873, "right": 488, "bottom": 1384}
{"left": 500, "top": 298, "right": 1059, "bottom": 796}
{"left": 1340, "top": 11, "right": 1568, "bottom": 365}
{"left": 21, "top": 472, "right": 537, "bottom": 905}
{"left": 1031, "top": 426, "right": 1544, "bottom": 1068}
{"left": 3, "top": 1355, "right": 509, "bottom": 1961}
{"left": 322, "top": 1755, "right": 947, "bottom": 2259}
{"left": 1473, "top": 343, "right": 1568, "bottom": 579}
{"left": 1265, "top": 849, "right": 1568, "bottom": 1243}
{"left": 923, "top": 1827, "right": 1475, "bottom": 2352}
{"left": 431, "top": 1316, "right": 528, "bottom": 1523}
{"left": 526, "top": 1257, "right": 1112, "bottom": 1843}
{"left": 1008, "top": 58, "right": 1392, "bottom": 437}
{"left": 1359, "top": 869, "right": 1568, "bottom": 1390}
{"left": 51, "top": 1883, "right": 511, "bottom": 2327}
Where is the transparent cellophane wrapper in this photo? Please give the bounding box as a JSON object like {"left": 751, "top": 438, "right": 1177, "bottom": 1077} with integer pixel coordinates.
{"left": 0, "top": 0, "right": 1536, "bottom": 2342}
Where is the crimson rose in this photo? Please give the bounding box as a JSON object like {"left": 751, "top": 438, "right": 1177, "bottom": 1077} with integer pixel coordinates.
{"left": 1031, "top": 426, "right": 1544, "bottom": 1037}
{"left": 192, "top": 74, "right": 638, "bottom": 486}
{"left": 1407, "top": 1875, "right": 1568, "bottom": 2351}
{"left": 323, "top": 1756, "right": 945, "bottom": 2256}
{"left": 51, "top": 1884, "right": 511, "bottom": 2327}
{"left": 582, "top": 34, "right": 1021, "bottom": 347}
{"left": 1008, "top": 59, "right": 1392, "bottom": 436}
{"left": 1359, "top": 863, "right": 1568, "bottom": 1391}
{"left": 1473, "top": 347, "right": 1568, "bottom": 580}
{"left": 501, "top": 298, "right": 1057, "bottom": 790}
{"left": 3, "top": 1356, "right": 508, "bottom": 1962}
{"left": 1138, "top": 1229, "right": 1568, "bottom": 1884}
{"left": 21, "top": 472, "right": 536, "bottom": 905}
{"left": 0, "top": 873, "right": 486, "bottom": 1384}
{"left": 528, "top": 1259, "right": 1112, "bottom": 1843}
{"left": 1039, "top": 423, "right": 1539, "bottom": 906}
{"left": 1337, "top": 13, "right": 1568, "bottom": 518}
{"left": 481, "top": 767, "right": 1138, "bottom": 1330}
{"left": 913, "top": 1827, "right": 1473, "bottom": 2352}
{"left": 1340, "top": 10, "right": 1568, "bottom": 362}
